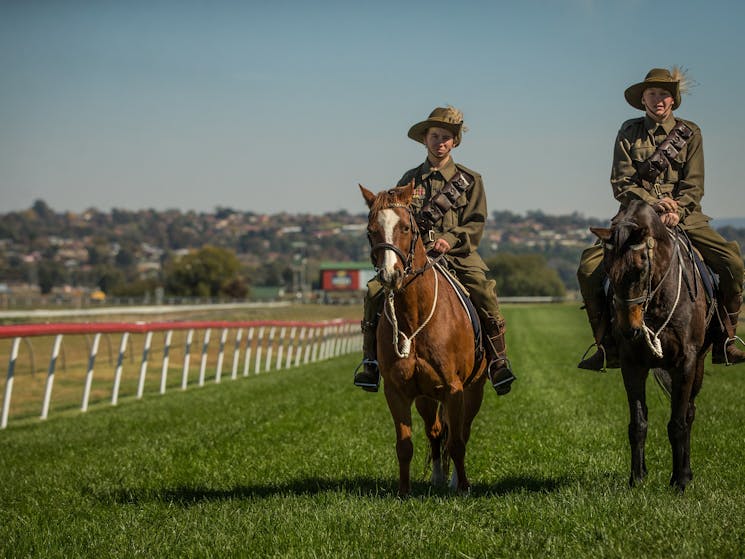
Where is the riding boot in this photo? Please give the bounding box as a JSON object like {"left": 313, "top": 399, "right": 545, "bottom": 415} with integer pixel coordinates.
{"left": 712, "top": 294, "right": 745, "bottom": 365}
{"left": 353, "top": 318, "right": 380, "bottom": 391}
{"left": 577, "top": 294, "right": 620, "bottom": 371}
{"left": 482, "top": 316, "right": 516, "bottom": 396}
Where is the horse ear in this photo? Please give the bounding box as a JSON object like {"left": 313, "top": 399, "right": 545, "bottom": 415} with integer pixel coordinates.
{"left": 399, "top": 179, "right": 415, "bottom": 202}
{"left": 359, "top": 184, "right": 376, "bottom": 209}
{"left": 590, "top": 227, "right": 612, "bottom": 242}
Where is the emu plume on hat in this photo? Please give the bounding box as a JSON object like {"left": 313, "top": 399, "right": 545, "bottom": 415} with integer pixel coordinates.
{"left": 624, "top": 66, "right": 692, "bottom": 111}
{"left": 407, "top": 106, "right": 467, "bottom": 146}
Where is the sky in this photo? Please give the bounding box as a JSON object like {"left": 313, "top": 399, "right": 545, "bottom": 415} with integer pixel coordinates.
{"left": 1, "top": 0, "right": 744, "bottom": 220}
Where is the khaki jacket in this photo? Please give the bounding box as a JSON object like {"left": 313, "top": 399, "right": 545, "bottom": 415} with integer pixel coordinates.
{"left": 611, "top": 114, "right": 709, "bottom": 229}
{"left": 397, "top": 157, "right": 488, "bottom": 270}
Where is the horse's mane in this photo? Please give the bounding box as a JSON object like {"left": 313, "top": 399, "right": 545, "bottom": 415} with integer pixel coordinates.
{"left": 369, "top": 187, "right": 412, "bottom": 215}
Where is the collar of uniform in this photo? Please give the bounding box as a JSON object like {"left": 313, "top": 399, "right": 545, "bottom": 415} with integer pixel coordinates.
{"left": 644, "top": 114, "right": 676, "bottom": 135}
{"left": 420, "top": 157, "right": 458, "bottom": 182}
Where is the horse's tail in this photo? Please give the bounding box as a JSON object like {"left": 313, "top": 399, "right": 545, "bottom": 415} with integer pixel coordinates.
{"left": 421, "top": 402, "right": 450, "bottom": 481}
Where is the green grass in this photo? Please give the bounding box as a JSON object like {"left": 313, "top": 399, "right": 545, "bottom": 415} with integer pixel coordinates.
{"left": 2, "top": 304, "right": 745, "bottom": 558}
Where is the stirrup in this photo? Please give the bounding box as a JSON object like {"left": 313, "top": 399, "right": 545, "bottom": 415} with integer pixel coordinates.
{"left": 353, "top": 358, "right": 380, "bottom": 392}
{"left": 488, "top": 358, "right": 515, "bottom": 396}
{"left": 579, "top": 342, "right": 608, "bottom": 372}
{"left": 722, "top": 335, "right": 745, "bottom": 366}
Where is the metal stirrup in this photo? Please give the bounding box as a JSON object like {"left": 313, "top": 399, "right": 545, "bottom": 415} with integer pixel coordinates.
{"left": 723, "top": 335, "right": 745, "bottom": 366}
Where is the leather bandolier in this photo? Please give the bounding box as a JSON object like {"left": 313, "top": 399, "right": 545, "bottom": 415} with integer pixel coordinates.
{"left": 633, "top": 120, "right": 693, "bottom": 190}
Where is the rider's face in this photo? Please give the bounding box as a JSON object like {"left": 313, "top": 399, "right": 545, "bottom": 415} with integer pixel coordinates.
{"left": 424, "top": 127, "right": 455, "bottom": 161}
{"left": 642, "top": 87, "right": 675, "bottom": 122}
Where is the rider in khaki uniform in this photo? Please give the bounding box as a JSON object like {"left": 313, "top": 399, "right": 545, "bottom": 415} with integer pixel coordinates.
{"left": 354, "top": 106, "right": 516, "bottom": 395}
{"left": 577, "top": 68, "right": 745, "bottom": 369}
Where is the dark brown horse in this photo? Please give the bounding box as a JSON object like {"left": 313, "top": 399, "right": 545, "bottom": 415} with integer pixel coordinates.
{"left": 360, "top": 182, "right": 487, "bottom": 496}
{"left": 591, "top": 200, "right": 713, "bottom": 491}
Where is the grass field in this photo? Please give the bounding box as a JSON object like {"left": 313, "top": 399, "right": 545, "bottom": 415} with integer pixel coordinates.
{"left": 1, "top": 303, "right": 744, "bottom": 558}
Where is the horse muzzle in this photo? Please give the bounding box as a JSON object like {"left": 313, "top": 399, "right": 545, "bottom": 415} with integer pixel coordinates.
{"left": 377, "top": 266, "right": 403, "bottom": 291}
{"left": 619, "top": 326, "right": 643, "bottom": 341}
{"left": 615, "top": 304, "right": 645, "bottom": 338}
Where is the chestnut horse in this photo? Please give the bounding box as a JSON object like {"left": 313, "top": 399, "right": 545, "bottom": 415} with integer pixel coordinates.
{"left": 360, "top": 182, "right": 487, "bottom": 496}
{"left": 591, "top": 200, "right": 713, "bottom": 491}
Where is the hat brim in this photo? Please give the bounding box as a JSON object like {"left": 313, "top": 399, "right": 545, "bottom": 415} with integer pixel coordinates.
{"left": 407, "top": 119, "right": 462, "bottom": 146}
{"left": 624, "top": 81, "right": 681, "bottom": 111}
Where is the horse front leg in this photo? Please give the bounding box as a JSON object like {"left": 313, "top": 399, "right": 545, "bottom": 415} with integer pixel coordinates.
{"left": 384, "top": 387, "right": 414, "bottom": 496}
{"left": 622, "top": 365, "right": 649, "bottom": 487}
{"left": 444, "top": 383, "right": 469, "bottom": 493}
{"left": 415, "top": 396, "right": 445, "bottom": 486}
{"left": 668, "top": 355, "right": 702, "bottom": 492}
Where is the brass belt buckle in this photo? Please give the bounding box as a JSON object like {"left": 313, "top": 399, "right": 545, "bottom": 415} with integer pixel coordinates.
{"left": 427, "top": 230, "right": 435, "bottom": 243}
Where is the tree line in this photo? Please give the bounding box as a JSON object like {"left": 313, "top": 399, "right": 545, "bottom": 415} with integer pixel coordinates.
{"left": 1, "top": 200, "right": 742, "bottom": 299}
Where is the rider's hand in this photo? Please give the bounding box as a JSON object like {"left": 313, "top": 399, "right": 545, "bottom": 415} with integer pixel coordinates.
{"left": 660, "top": 212, "right": 680, "bottom": 227}
{"left": 432, "top": 238, "right": 451, "bottom": 253}
{"left": 654, "top": 197, "right": 678, "bottom": 215}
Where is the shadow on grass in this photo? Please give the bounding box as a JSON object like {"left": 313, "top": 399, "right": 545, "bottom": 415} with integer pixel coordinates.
{"left": 92, "top": 474, "right": 570, "bottom": 506}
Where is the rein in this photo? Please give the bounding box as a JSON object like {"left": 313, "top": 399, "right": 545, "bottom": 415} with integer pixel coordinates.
{"left": 384, "top": 263, "right": 439, "bottom": 358}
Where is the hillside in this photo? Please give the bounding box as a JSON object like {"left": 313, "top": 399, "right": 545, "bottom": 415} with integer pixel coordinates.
{"left": 1, "top": 200, "right": 743, "bottom": 299}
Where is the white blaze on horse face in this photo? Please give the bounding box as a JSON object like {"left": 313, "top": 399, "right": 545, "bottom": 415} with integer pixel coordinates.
{"left": 378, "top": 208, "right": 401, "bottom": 273}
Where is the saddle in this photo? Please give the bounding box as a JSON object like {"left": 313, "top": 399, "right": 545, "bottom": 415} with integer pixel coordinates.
{"left": 433, "top": 260, "right": 485, "bottom": 380}
{"left": 678, "top": 231, "right": 717, "bottom": 304}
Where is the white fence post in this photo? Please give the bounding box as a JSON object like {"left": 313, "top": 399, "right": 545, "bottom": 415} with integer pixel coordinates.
{"left": 40, "top": 334, "right": 64, "bottom": 419}
{"left": 243, "top": 327, "right": 254, "bottom": 377}
{"left": 285, "top": 327, "right": 296, "bottom": 369}
{"left": 276, "top": 327, "right": 286, "bottom": 371}
{"left": 198, "top": 328, "right": 211, "bottom": 386}
{"left": 181, "top": 329, "right": 194, "bottom": 390}
{"left": 214, "top": 328, "right": 228, "bottom": 383}
{"left": 111, "top": 332, "right": 129, "bottom": 406}
{"left": 255, "top": 327, "right": 265, "bottom": 374}
{"left": 159, "top": 330, "right": 172, "bottom": 394}
{"left": 82, "top": 332, "right": 101, "bottom": 411}
{"left": 231, "top": 328, "right": 243, "bottom": 380}
{"left": 296, "top": 327, "right": 307, "bottom": 367}
{"left": 136, "top": 331, "right": 152, "bottom": 400}
{"left": 303, "top": 328, "right": 313, "bottom": 364}
{"left": 1, "top": 337, "right": 21, "bottom": 429}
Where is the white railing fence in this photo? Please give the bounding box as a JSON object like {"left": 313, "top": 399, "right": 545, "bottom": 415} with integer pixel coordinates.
{"left": 0, "top": 319, "right": 361, "bottom": 429}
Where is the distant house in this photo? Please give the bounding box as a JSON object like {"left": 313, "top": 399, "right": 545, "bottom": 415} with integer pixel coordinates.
{"left": 320, "top": 262, "right": 375, "bottom": 292}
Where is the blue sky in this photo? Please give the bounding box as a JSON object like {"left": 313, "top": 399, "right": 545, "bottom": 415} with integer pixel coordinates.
{"left": 1, "top": 0, "right": 744, "bottom": 220}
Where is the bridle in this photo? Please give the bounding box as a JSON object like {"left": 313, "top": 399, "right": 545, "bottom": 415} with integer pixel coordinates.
{"left": 368, "top": 202, "right": 420, "bottom": 276}
{"left": 605, "top": 227, "right": 683, "bottom": 358}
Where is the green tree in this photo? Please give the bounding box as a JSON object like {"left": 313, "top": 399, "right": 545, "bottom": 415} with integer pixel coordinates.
{"left": 37, "top": 260, "right": 65, "bottom": 294}
{"left": 164, "top": 245, "right": 245, "bottom": 297}
{"left": 485, "top": 253, "right": 566, "bottom": 297}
